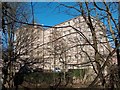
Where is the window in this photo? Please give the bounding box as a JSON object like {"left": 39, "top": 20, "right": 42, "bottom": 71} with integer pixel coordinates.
{"left": 68, "top": 21, "right": 70, "bottom": 25}
{"left": 88, "top": 34, "right": 91, "bottom": 37}
{"left": 48, "top": 36, "right": 52, "bottom": 39}
{"left": 67, "top": 56, "right": 71, "bottom": 62}
{"left": 80, "top": 36, "right": 82, "bottom": 40}
{"left": 73, "top": 19, "right": 76, "bottom": 23}
{"left": 37, "top": 51, "right": 39, "bottom": 55}
{"left": 31, "top": 43, "right": 34, "bottom": 46}
{"left": 64, "top": 31, "right": 66, "bottom": 34}
{"left": 78, "top": 19, "right": 81, "bottom": 23}
{"left": 99, "top": 36, "right": 102, "bottom": 42}
{"left": 37, "top": 44, "right": 39, "bottom": 48}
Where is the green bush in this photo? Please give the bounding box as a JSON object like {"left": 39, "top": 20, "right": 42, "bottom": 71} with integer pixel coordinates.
{"left": 24, "top": 72, "right": 63, "bottom": 84}
{"left": 68, "top": 69, "right": 86, "bottom": 79}
{"left": 24, "top": 69, "right": 87, "bottom": 85}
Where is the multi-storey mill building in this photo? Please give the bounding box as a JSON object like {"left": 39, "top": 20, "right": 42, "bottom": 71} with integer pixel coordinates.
{"left": 15, "top": 16, "right": 111, "bottom": 71}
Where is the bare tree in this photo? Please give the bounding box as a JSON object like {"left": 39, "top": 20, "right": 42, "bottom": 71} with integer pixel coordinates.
{"left": 2, "top": 2, "right": 120, "bottom": 89}
{"left": 2, "top": 2, "right": 32, "bottom": 88}
{"left": 49, "top": 2, "right": 120, "bottom": 88}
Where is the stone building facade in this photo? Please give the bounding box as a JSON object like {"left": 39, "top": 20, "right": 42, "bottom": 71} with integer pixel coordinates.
{"left": 15, "top": 16, "right": 111, "bottom": 71}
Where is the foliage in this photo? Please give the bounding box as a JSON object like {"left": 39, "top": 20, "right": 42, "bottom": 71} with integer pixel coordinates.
{"left": 68, "top": 69, "right": 86, "bottom": 79}
{"left": 1, "top": 2, "right": 120, "bottom": 89}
